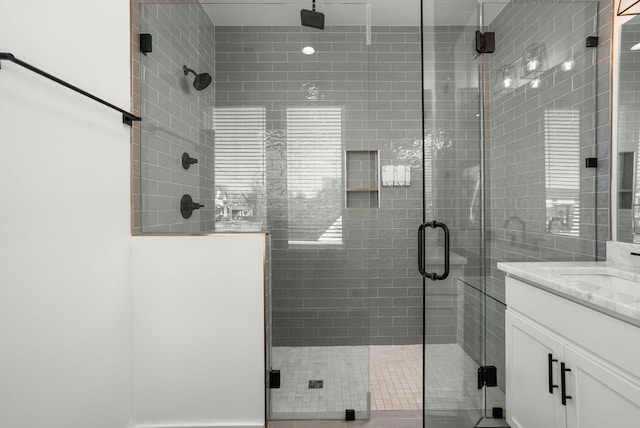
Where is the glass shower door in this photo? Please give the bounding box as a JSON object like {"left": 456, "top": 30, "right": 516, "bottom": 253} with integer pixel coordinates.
{"left": 420, "top": 1, "right": 599, "bottom": 425}
{"left": 204, "top": 2, "right": 375, "bottom": 422}
{"left": 420, "top": 2, "right": 487, "bottom": 426}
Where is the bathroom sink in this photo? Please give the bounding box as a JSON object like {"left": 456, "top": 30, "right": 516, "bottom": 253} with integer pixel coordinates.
{"left": 527, "top": 265, "right": 640, "bottom": 300}
{"left": 497, "top": 244, "right": 640, "bottom": 326}
{"left": 559, "top": 272, "right": 640, "bottom": 298}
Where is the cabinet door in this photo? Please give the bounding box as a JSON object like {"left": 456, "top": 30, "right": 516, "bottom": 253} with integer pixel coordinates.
{"left": 506, "top": 310, "right": 566, "bottom": 428}
{"left": 564, "top": 345, "right": 640, "bottom": 428}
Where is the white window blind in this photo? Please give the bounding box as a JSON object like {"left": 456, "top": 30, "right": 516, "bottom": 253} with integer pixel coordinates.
{"left": 210, "top": 107, "right": 266, "bottom": 227}
{"left": 544, "top": 109, "right": 581, "bottom": 236}
{"left": 286, "top": 107, "right": 343, "bottom": 244}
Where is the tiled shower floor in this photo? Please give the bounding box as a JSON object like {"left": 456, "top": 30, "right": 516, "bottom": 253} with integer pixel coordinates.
{"left": 270, "top": 346, "right": 369, "bottom": 419}
{"left": 270, "top": 343, "right": 504, "bottom": 419}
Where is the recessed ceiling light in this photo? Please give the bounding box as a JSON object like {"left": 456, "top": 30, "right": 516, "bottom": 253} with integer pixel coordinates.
{"left": 302, "top": 46, "right": 315, "bottom": 55}
{"left": 632, "top": 42, "right": 640, "bottom": 51}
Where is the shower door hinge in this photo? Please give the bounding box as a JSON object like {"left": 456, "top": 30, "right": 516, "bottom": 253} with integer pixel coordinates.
{"left": 475, "top": 30, "right": 495, "bottom": 54}
{"left": 477, "top": 365, "right": 498, "bottom": 389}
{"left": 345, "top": 409, "right": 356, "bottom": 421}
{"left": 140, "top": 33, "right": 152, "bottom": 55}
{"left": 269, "top": 370, "right": 281, "bottom": 389}
{"left": 586, "top": 36, "right": 599, "bottom": 48}
{"left": 585, "top": 157, "right": 598, "bottom": 168}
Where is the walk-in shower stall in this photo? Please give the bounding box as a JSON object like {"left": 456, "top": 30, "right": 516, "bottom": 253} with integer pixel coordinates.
{"left": 135, "top": 0, "right": 602, "bottom": 426}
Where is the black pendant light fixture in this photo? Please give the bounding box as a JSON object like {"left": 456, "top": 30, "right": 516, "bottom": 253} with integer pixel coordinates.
{"left": 301, "top": 0, "right": 325, "bottom": 30}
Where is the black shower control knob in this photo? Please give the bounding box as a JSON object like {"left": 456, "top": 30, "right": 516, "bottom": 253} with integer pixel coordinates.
{"left": 180, "top": 194, "right": 204, "bottom": 219}
{"left": 182, "top": 152, "right": 199, "bottom": 169}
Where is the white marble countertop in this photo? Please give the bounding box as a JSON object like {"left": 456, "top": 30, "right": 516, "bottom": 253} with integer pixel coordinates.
{"left": 498, "top": 259, "right": 640, "bottom": 327}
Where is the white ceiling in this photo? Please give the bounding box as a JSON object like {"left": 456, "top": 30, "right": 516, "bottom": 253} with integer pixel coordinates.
{"left": 200, "top": 0, "right": 509, "bottom": 27}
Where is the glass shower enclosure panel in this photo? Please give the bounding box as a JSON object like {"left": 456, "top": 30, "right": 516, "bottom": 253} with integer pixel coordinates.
{"left": 198, "top": 2, "right": 373, "bottom": 421}
{"left": 481, "top": 0, "right": 599, "bottom": 420}
{"left": 256, "top": 3, "right": 372, "bottom": 420}
{"left": 420, "top": 2, "right": 486, "bottom": 425}
{"left": 138, "top": 3, "right": 218, "bottom": 233}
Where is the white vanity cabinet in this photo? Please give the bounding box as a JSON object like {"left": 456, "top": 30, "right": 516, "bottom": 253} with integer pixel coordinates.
{"left": 506, "top": 311, "right": 565, "bottom": 428}
{"left": 505, "top": 276, "right": 640, "bottom": 428}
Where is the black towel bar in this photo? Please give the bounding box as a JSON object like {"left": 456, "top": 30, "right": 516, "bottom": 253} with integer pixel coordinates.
{"left": 0, "top": 52, "right": 141, "bottom": 126}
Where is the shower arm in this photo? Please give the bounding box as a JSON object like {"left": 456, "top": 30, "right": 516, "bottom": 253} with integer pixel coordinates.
{"left": 0, "top": 52, "right": 141, "bottom": 126}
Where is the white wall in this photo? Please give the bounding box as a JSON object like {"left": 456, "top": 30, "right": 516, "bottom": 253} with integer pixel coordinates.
{"left": 0, "top": 1, "right": 132, "bottom": 428}
{"left": 1, "top": 2, "right": 268, "bottom": 427}
{"left": 130, "top": 235, "right": 266, "bottom": 428}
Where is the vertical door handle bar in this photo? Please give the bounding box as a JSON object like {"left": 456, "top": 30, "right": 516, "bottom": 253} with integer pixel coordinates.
{"left": 439, "top": 221, "right": 450, "bottom": 280}
{"left": 548, "top": 353, "right": 558, "bottom": 394}
{"left": 418, "top": 223, "right": 428, "bottom": 277}
{"left": 417, "top": 221, "right": 450, "bottom": 281}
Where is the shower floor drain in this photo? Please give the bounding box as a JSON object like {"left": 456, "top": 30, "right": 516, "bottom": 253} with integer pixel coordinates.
{"left": 309, "top": 380, "right": 323, "bottom": 389}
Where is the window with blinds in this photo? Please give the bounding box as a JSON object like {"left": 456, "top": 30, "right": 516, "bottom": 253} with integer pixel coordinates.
{"left": 544, "top": 109, "right": 581, "bottom": 236}
{"left": 286, "top": 107, "right": 343, "bottom": 244}
{"left": 210, "top": 107, "right": 266, "bottom": 229}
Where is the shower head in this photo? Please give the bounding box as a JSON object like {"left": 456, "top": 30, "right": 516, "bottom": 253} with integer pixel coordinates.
{"left": 183, "top": 65, "right": 212, "bottom": 91}
{"left": 301, "top": 0, "right": 324, "bottom": 30}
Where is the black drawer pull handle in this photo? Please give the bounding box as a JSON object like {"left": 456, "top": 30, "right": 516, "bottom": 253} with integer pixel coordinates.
{"left": 561, "top": 362, "right": 572, "bottom": 405}
{"left": 548, "top": 353, "right": 558, "bottom": 394}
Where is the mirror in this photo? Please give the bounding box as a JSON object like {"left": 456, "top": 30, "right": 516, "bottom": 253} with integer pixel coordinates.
{"left": 615, "top": 14, "right": 640, "bottom": 242}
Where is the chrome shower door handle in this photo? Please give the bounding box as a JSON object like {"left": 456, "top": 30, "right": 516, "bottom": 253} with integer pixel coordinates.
{"left": 417, "top": 221, "right": 450, "bottom": 281}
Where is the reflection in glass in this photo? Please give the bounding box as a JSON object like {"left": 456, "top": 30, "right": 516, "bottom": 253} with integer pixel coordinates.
{"left": 616, "top": 15, "right": 640, "bottom": 241}
{"left": 494, "top": 63, "right": 517, "bottom": 95}
{"left": 544, "top": 110, "right": 580, "bottom": 236}
{"left": 521, "top": 43, "right": 547, "bottom": 79}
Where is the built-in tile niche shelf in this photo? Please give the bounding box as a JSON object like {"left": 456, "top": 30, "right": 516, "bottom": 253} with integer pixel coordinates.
{"left": 345, "top": 150, "right": 380, "bottom": 208}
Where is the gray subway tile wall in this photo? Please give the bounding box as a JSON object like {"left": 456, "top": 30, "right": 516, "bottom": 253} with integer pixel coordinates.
{"left": 212, "top": 22, "right": 496, "bottom": 346}
{"left": 213, "top": 24, "right": 482, "bottom": 346}
{"left": 215, "top": 25, "right": 365, "bottom": 347}
{"left": 134, "top": 2, "right": 612, "bottom": 386}
{"left": 487, "top": 0, "right": 601, "bottom": 304}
